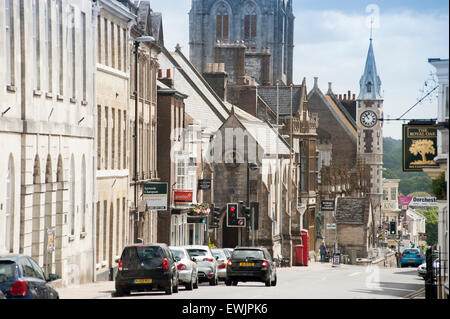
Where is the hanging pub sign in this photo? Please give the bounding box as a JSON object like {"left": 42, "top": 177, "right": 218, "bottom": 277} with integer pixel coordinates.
{"left": 402, "top": 124, "right": 439, "bottom": 171}
{"left": 198, "top": 179, "right": 211, "bottom": 190}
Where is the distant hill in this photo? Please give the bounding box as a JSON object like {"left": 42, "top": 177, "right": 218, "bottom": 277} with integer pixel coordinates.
{"left": 382, "top": 137, "right": 432, "bottom": 195}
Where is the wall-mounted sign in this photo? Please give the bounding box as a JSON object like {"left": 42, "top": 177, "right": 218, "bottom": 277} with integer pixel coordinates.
{"left": 321, "top": 200, "right": 335, "bottom": 211}
{"left": 143, "top": 183, "right": 168, "bottom": 211}
{"left": 198, "top": 179, "right": 211, "bottom": 190}
{"left": 174, "top": 189, "right": 193, "bottom": 205}
{"left": 402, "top": 124, "right": 439, "bottom": 171}
{"left": 326, "top": 223, "right": 336, "bottom": 230}
{"left": 398, "top": 196, "right": 438, "bottom": 207}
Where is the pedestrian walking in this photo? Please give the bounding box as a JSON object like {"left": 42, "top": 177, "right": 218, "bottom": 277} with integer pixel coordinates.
{"left": 319, "top": 242, "right": 327, "bottom": 263}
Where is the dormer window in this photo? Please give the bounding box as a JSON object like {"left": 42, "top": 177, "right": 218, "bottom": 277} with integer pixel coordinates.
{"left": 366, "top": 81, "right": 372, "bottom": 93}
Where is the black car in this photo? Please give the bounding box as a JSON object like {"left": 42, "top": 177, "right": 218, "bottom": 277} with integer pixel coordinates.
{"left": 115, "top": 244, "right": 179, "bottom": 296}
{"left": 225, "top": 247, "right": 277, "bottom": 287}
{"left": 0, "top": 254, "right": 59, "bottom": 299}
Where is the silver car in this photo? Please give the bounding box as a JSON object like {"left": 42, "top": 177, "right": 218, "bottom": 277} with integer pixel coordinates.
{"left": 417, "top": 259, "right": 439, "bottom": 279}
{"left": 170, "top": 247, "right": 199, "bottom": 290}
{"left": 211, "top": 248, "right": 228, "bottom": 281}
{"left": 183, "top": 245, "right": 218, "bottom": 286}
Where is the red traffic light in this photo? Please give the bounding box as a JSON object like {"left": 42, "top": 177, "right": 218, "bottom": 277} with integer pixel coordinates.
{"left": 230, "top": 206, "right": 235, "bottom": 213}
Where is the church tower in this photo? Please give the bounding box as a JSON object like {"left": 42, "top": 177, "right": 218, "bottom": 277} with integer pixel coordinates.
{"left": 189, "top": 0, "right": 294, "bottom": 85}
{"left": 356, "top": 36, "right": 384, "bottom": 214}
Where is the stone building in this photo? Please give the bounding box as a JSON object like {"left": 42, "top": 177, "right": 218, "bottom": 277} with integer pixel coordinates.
{"left": 381, "top": 178, "right": 401, "bottom": 249}
{"left": 0, "top": 0, "right": 96, "bottom": 285}
{"left": 94, "top": 0, "right": 135, "bottom": 280}
{"left": 189, "top": 0, "right": 294, "bottom": 85}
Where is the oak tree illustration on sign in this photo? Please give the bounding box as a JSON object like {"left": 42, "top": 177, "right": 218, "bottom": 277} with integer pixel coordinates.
{"left": 409, "top": 139, "right": 436, "bottom": 165}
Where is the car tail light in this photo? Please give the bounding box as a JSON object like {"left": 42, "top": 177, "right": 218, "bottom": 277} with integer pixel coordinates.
{"left": 118, "top": 259, "right": 123, "bottom": 271}
{"left": 203, "top": 258, "right": 214, "bottom": 262}
{"left": 262, "top": 261, "right": 269, "bottom": 268}
{"left": 177, "top": 263, "right": 186, "bottom": 270}
{"left": 10, "top": 280, "right": 27, "bottom": 297}
{"left": 417, "top": 254, "right": 422, "bottom": 258}
{"left": 227, "top": 260, "right": 232, "bottom": 267}
{"left": 207, "top": 274, "right": 213, "bottom": 278}
{"left": 162, "top": 258, "right": 169, "bottom": 270}
{"left": 218, "top": 263, "right": 226, "bottom": 269}
{"left": 401, "top": 254, "right": 405, "bottom": 258}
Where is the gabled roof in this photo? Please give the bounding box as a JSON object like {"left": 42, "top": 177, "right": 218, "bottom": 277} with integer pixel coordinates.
{"left": 157, "top": 46, "right": 231, "bottom": 134}
{"left": 336, "top": 197, "right": 371, "bottom": 225}
{"left": 308, "top": 83, "right": 357, "bottom": 141}
{"left": 230, "top": 107, "right": 292, "bottom": 156}
{"left": 257, "top": 85, "right": 303, "bottom": 117}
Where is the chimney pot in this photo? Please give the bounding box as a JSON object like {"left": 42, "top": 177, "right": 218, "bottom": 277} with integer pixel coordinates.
{"left": 314, "top": 77, "right": 318, "bottom": 88}
{"left": 353, "top": 94, "right": 356, "bottom": 100}
{"left": 166, "top": 69, "right": 171, "bottom": 78}
{"left": 158, "top": 69, "right": 162, "bottom": 78}
{"left": 348, "top": 90, "right": 351, "bottom": 99}
{"left": 328, "top": 82, "right": 332, "bottom": 93}
{"left": 339, "top": 94, "right": 342, "bottom": 100}
{"left": 344, "top": 94, "right": 347, "bottom": 100}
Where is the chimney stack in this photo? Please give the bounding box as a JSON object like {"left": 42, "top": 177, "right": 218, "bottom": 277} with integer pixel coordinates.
{"left": 159, "top": 69, "right": 174, "bottom": 88}
{"left": 203, "top": 63, "right": 228, "bottom": 101}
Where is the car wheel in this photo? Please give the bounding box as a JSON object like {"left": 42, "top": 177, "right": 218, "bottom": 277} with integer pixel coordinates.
{"left": 115, "top": 287, "right": 130, "bottom": 297}
{"left": 193, "top": 275, "right": 199, "bottom": 289}
{"left": 173, "top": 277, "right": 179, "bottom": 293}
{"left": 265, "top": 277, "right": 271, "bottom": 287}
{"left": 165, "top": 279, "right": 173, "bottom": 295}
{"left": 232, "top": 280, "right": 238, "bottom": 286}
{"left": 209, "top": 276, "right": 217, "bottom": 286}
{"left": 186, "top": 275, "right": 194, "bottom": 290}
{"left": 225, "top": 279, "right": 232, "bottom": 286}
{"left": 271, "top": 274, "right": 277, "bottom": 286}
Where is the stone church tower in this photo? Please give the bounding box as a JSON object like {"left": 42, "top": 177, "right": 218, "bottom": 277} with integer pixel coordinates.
{"left": 356, "top": 38, "right": 384, "bottom": 227}
{"left": 189, "top": 0, "right": 294, "bottom": 85}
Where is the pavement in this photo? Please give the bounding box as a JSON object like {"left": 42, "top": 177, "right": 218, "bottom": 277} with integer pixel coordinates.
{"left": 55, "top": 261, "right": 426, "bottom": 299}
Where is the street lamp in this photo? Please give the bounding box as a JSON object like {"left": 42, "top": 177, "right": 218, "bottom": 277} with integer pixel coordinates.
{"left": 133, "top": 36, "right": 155, "bottom": 243}
{"left": 247, "top": 162, "right": 259, "bottom": 246}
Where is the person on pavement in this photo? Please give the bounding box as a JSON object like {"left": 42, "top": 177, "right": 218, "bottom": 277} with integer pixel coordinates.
{"left": 319, "top": 242, "right": 327, "bottom": 263}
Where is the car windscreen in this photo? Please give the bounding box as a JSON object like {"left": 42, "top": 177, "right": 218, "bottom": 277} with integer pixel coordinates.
{"left": 403, "top": 249, "right": 420, "bottom": 255}
{"left": 186, "top": 249, "right": 208, "bottom": 257}
{"left": 136, "top": 246, "right": 164, "bottom": 260}
{"left": 0, "top": 261, "right": 17, "bottom": 283}
{"left": 232, "top": 250, "right": 264, "bottom": 260}
{"left": 171, "top": 249, "right": 185, "bottom": 260}
{"left": 212, "top": 250, "right": 226, "bottom": 259}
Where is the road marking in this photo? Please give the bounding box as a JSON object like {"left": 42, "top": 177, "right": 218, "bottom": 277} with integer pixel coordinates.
{"left": 348, "top": 272, "right": 363, "bottom": 277}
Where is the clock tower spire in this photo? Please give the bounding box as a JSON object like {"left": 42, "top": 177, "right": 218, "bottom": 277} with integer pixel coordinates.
{"left": 356, "top": 37, "right": 384, "bottom": 237}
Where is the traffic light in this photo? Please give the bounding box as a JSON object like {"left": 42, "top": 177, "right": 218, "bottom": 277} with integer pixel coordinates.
{"left": 227, "top": 203, "right": 239, "bottom": 227}
{"left": 210, "top": 204, "right": 220, "bottom": 228}
{"left": 389, "top": 221, "right": 397, "bottom": 235}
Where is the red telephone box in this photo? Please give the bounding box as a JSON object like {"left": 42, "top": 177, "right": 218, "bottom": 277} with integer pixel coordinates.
{"left": 295, "top": 245, "right": 304, "bottom": 266}
{"left": 301, "top": 229, "right": 309, "bottom": 266}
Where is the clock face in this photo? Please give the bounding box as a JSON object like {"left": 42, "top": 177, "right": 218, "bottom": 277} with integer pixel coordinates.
{"left": 360, "top": 110, "right": 377, "bottom": 128}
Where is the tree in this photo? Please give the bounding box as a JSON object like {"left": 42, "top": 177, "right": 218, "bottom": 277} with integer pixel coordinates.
{"left": 409, "top": 139, "right": 436, "bottom": 164}
{"left": 430, "top": 172, "right": 447, "bottom": 200}
{"left": 418, "top": 207, "right": 438, "bottom": 246}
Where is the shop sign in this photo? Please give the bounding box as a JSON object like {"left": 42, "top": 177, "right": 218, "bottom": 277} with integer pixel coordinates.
{"left": 402, "top": 124, "right": 438, "bottom": 171}
{"left": 321, "top": 200, "right": 335, "bottom": 211}
{"left": 143, "top": 183, "right": 168, "bottom": 211}
{"left": 174, "top": 189, "right": 193, "bottom": 205}
{"left": 198, "top": 179, "right": 211, "bottom": 190}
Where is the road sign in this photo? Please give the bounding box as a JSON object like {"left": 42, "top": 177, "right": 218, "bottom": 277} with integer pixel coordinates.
{"left": 143, "top": 183, "right": 168, "bottom": 211}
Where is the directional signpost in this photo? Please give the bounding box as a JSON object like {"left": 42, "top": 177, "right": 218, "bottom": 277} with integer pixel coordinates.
{"left": 143, "top": 183, "right": 168, "bottom": 211}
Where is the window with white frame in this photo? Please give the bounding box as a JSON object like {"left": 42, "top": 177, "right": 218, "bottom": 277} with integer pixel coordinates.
{"left": 176, "top": 158, "right": 187, "bottom": 189}
{"left": 5, "top": 0, "right": 14, "bottom": 86}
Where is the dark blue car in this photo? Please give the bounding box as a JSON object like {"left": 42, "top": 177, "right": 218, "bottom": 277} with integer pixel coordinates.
{"left": 400, "top": 248, "right": 424, "bottom": 268}
{"left": 0, "top": 254, "right": 59, "bottom": 299}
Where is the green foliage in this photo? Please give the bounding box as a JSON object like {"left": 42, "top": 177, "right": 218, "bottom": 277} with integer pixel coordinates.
{"left": 430, "top": 173, "right": 447, "bottom": 200}
{"left": 382, "top": 137, "right": 432, "bottom": 195}
{"left": 417, "top": 207, "right": 438, "bottom": 246}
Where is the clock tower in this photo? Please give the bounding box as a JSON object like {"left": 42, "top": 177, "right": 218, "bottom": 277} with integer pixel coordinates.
{"left": 357, "top": 37, "right": 384, "bottom": 225}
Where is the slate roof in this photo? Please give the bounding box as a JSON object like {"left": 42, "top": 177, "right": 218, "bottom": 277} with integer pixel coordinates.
{"left": 339, "top": 100, "right": 357, "bottom": 122}
{"left": 257, "top": 86, "right": 303, "bottom": 116}
{"left": 233, "top": 107, "right": 291, "bottom": 156}
{"left": 326, "top": 92, "right": 357, "bottom": 130}
{"left": 335, "top": 197, "right": 370, "bottom": 225}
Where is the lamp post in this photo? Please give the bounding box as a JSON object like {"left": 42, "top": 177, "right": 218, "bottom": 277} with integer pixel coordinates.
{"left": 133, "top": 36, "right": 154, "bottom": 243}
{"left": 247, "top": 162, "right": 259, "bottom": 246}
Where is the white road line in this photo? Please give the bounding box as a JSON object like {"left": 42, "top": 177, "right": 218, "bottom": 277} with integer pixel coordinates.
{"left": 348, "top": 272, "right": 363, "bottom": 277}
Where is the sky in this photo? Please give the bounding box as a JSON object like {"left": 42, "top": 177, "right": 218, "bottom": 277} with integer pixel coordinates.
{"left": 149, "top": 0, "right": 449, "bottom": 139}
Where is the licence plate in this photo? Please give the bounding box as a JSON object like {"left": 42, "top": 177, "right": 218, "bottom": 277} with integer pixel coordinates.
{"left": 134, "top": 279, "right": 152, "bottom": 284}
{"left": 240, "top": 262, "right": 255, "bottom": 267}
{"left": 408, "top": 260, "right": 414, "bottom": 262}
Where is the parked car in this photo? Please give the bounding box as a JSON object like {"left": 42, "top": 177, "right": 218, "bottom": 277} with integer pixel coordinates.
{"left": 0, "top": 254, "right": 59, "bottom": 299}
{"left": 169, "top": 246, "right": 199, "bottom": 290}
{"left": 115, "top": 244, "right": 179, "bottom": 296}
{"left": 183, "top": 245, "right": 218, "bottom": 286}
{"left": 225, "top": 247, "right": 277, "bottom": 287}
{"left": 0, "top": 289, "right": 5, "bottom": 299}
{"left": 400, "top": 248, "right": 424, "bottom": 268}
{"left": 418, "top": 259, "right": 440, "bottom": 279}
{"left": 211, "top": 248, "right": 228, "bottom": 281}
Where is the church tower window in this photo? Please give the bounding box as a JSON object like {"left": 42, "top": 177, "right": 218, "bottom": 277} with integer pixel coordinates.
{"left": 216, "top": 3, "right": 229, "bottom": 40}
{"left": 243, "top": 2, "right": 257, "bottom": 45}
{"left": 366, "top": 81, "right": 372, "bottom": 93}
